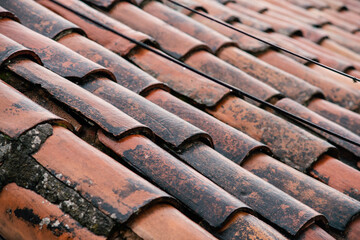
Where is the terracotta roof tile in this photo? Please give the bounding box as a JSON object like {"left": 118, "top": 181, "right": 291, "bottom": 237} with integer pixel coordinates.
{"left": 82, "top": 78, "right": 213, "bottom": 150}
{"left": 7, "top": 59, "right": 151, "bottom": 139}
{"left": 0, "top": 19, "right": 115, "bottom": 82}
{"left": 0, "top": 6, "right": 20, "bottom": 22}
{"left": 109, "top": 2, "right": 212, "bottom": 60}
{"left": 98, "top": 133, "right": 252, "bottom": 229}
{"left": 0, "top": 76, "right": 67, "bottom": 138}
{"left": 0, "top": 183, "right": 105, "bottom": 240}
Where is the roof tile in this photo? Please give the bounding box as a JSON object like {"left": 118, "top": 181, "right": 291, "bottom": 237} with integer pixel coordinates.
{"left": 98, "top": 133, "right": 252, "bottom": 228}
{"left": 0, "top": 19, "right": 115, "bottom": 81}
{"left": 242, "top": 153, "right": 360, "bottom": 232}
{"left": 0, "top": 6, "right": 20, "bottom": 22}
{"left": 0, "top": 183, "right": 105, "bottom": 240}
{"left": 0, "top": 79, "right": 67, "bottom": 138}
{"left": 7, "top": 59, "right": 151, "bottom": 139}
{"left": 82, "top": 78, "right": 213, "bottom": 150}
{"left": 108, "top": 1, "right": 211, "bottom": 60}
{"left": 33, "top": 126, "right": 173, "bottom": 224}
{"left": 2, "top": 0, "right": 85, "bottom": 40}
{"left": 38, "top": 0, "right": 153, "bottom": 57}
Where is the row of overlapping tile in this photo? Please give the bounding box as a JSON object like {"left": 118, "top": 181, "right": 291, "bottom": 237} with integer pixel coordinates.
{"left": 0, "top": 0, "right": 360, "bottom": 239}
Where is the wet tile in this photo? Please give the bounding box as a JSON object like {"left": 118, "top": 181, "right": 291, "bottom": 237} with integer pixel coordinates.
{"left": 0, "top": 183, "right": 105, "bottom": 240}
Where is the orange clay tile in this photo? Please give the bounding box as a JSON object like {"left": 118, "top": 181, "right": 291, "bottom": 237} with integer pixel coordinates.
{"left": 178, "top": 141, "right": 325, "bottom": 236}
{"left": 57, "top": 33, "right": 166, "bottom": 95}
{"left": 327, "top": 10, "right": 360, "bottom": 28}
{"left": 275, "top": 98, "right": 360, "bottom": 157}
{"left": 288, "top": 35, "right": 355, "bottom": 72}
{"left": 308, "top": 98, "right": 360, "bottom": 136}
{"left": 261, "top": 0, "right": 329, "bottom": 25}
{"left": 320, "top": 38, "right": 360, "bottom": 64}
{"left": 0, "top": 79, "right": 67, "bottom": 138}
{"left": 108, "top": 1, "right": 211, "bottom": 60}
{"left": 7, "top": 59, "right": 152, "bottom": 139}
{"left": 129, "top": 48, "right": 231, "bottom": 107}
{"left": 33, "top": 126, "right": 172, "bottom": 224}
{"left": 310, "top": 155, "right": 360, "bottom": 201}
{"left": 187, "top": 0, "right": 273, "bottom": 32}
{"left": 143, "top": 1, "right": 238, "bottom": 55}
{"left": 37, "top": 0, "right": 152, "bottom": 57}
{"left": 228, "top": 0, "right": 268, "bottom": 13}
{"left": 285, "top": 0, "right": 324, "bottom": 9}
{"left": 127, "top": 204, "right": 217, "bottom": 240}
{"left": 346, "top": 217, "right": 360, "bottom": 240}
{"left": 0, "top": 5, "right": 20, "bottom": 22}
{"left": 82, "top": 78, "right": 213, "bottom": 150}
{"left": 184, "top": 51, "right": 282, "bottom": 102}
{"left": 0, "top": 33, "right": 42, "bottom": 67}
{"left": 217, "top": 46, "right": 323, "bottom": 104}
{"left": 2, "top": 0, "right": 84, "bottom": 40}
{"left": 0, "top": 183, "right": 105, "bottom": 240}
{"left": 262, "top": 10, "right": 328, "bottom": 43}
{"left": 217, "top": 212, "right": 287, "bottom": 240}
{"left": 191, "top": 13, "right": 271, "bottom": 53}
{"left": 0, "top": 19, "right": 115, "bottom": 82}
{"left": 258, "top": 50, "right": 360, "bottom": 111}
{"left": 98, "top": 133, "right": 252, "bottom": 229}
{"left": 297, "top": 225, "right": 335, "bottom": 240}
{"left": 225, "top": 2, "right": 302, "bottom": 36}
{"left": 308, "top": 8, "right": 359, "bottom": 33}
{"left": 321, "top": 24, "right": 360, "bottom": 54}
{"left": 242, "top": 153, "right": 360, "bottom": 232}
{"left": 321, "top": 0, "right": 347, "bottom": 11}
{"left": 146, "top": 89, "right": 269, "bottom": 164}
{"left": 206, "top": 95, "right": 336, "bottom": 172}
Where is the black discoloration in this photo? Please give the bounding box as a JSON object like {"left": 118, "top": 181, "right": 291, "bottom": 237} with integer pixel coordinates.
{"left": 14, "top": 208, "right": 42, "bottom": 225}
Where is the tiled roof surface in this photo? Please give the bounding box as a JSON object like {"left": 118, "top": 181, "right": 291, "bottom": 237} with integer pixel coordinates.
{"left": 0, "top": 0, "right": 360, "bottom": 239}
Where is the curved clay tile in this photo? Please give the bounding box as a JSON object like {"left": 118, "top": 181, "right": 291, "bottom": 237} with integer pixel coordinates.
{"left": 258, "top": 50, "right": 360, "bottom": 111}
{"left": 322, "top": 24, "right": 360, "bottom": 54}
{"left": 242, "top": 153, "right": 360, "bottom": 232}
{"left": 179, "top": 142, "right": 325, "bottom": 236}
{"left": 276, "top": 98, "right": 360, "bottom": 157}
{"left": 0, "top": 183, "right": 106, "bottom": 240}
{"left": 310, "top": 155, "right": 360, "bottom": 201}
{"left": 308, "top": 98, "right": 360, "bottom": 136}
{"left": 217, "top": 212, "right": 287, "bottom": 240}
{"left": 0, "top": 79, "right": 68, "bottom": 138}
{"left": 184, "top": 51, "right": 282, "bottom": 103}
{"left": 190, "top": 0, "right": 273, "bottom": 32}
{"left": 182, "top": 12, "right": 271, "bottom": 54}
{"left": 127, "top": 204, "right": 217, "bottom": 240}
{"left": 0, "top": 33, "right": 42, "bottom": 67}
{"left": 57, "top": 33, "right": 166, "bottom": 95}
{"left": 218, "top": 46, "right": 324, "bottom": 104}
{"left": 7, "top": 60, "right": 151, "bottom": 139}
{"left": 108, "top": 1, "right": 211, "bottom": 60}
{"left": 129, "top": 48, "right": 231, "bottom": 107}
{"left": 82, "top": 78, "right": 213, "bottom": 150}
{"left": 0, "top": 19, "right": 115, "bottom": 81}
{"left": 146, "top": 89, "right": 269, "bottom": 163}
{"left": 297, "top": 225, "right": 335, "bottom": 240}
{"left": 207, "top": 95, "right": 336, "bottom": 172}
{"left": 33, "top": 126, "right": 173, "bottom": 225}
{"left": 229, "top": 0, "right": 268, "bottom": 13}
{"left": 0, "top": 6, "right": 20, "bottom": 22}
{"left": 98, "top": 133, "right": 252, "bottom": 229}
{"left": 2, "top": 0, "right": 85, "bottom": 40}
{"left": 37, "top": 0, "right": 154, "bottom": 57}
{"left": 143, "top": 1, "right": 238, "bottom": 55}
{"left": 225, "top": 3, "right": 302, "bottom": 36}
